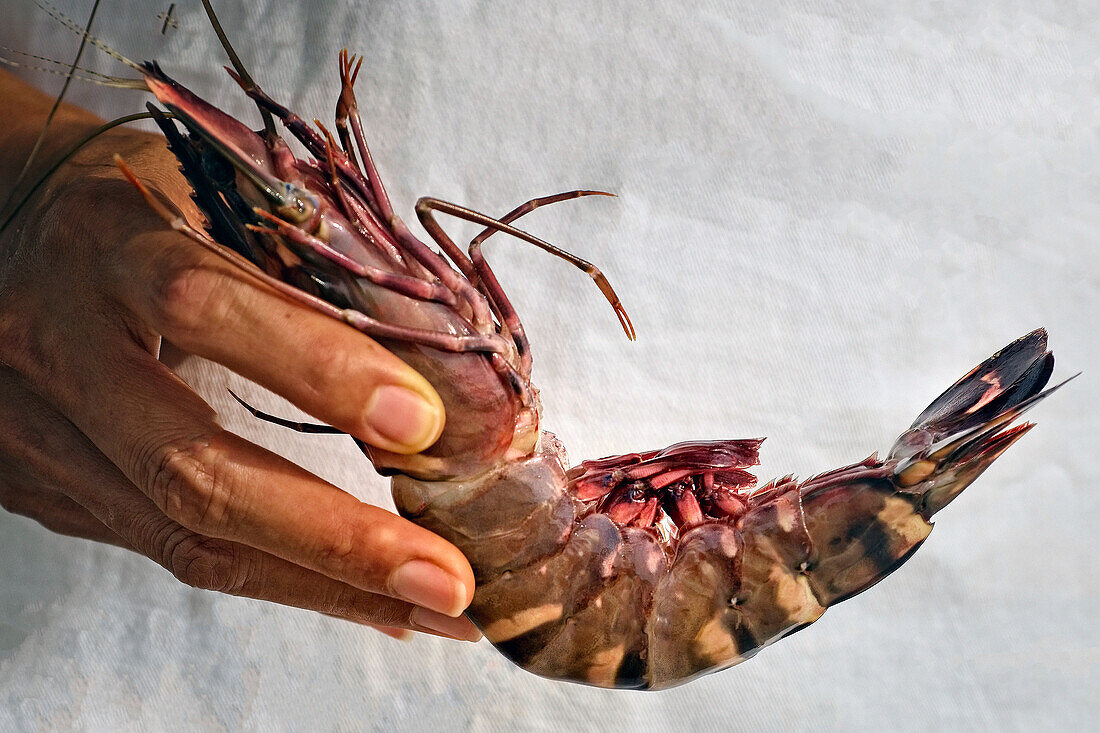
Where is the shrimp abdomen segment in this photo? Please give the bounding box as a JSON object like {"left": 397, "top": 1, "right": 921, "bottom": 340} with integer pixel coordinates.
{"left": 524, "top": 527, "right": 665, "bottom": 689}
{"left": 644, "top": 473, "right": 932, "bottom": 689}
{"left": 391, "top": 453, "right": 573, "bottom": 583}
{"left": 801, "top": 479, "right": 932, "bottom": 606}
{"left": 647, "top": 524, "right": 745, "bottom": 688}
{"left": 646, "top": 489, "right": 830, "bottom": 689}
{"left": 470, "top": 514, "right": 621, "bottom": 663}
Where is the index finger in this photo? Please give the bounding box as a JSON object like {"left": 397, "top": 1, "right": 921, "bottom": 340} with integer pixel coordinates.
{"left": 108, "top": 228, "right": 444, "bottom": 454}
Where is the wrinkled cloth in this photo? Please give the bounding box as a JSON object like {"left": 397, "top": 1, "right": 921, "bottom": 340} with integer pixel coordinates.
{"left": 1, "top": 1, "right": 1096, "bottom": 730}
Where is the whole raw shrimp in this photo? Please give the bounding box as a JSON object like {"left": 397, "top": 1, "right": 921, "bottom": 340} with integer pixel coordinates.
{"left": 14, "top": 1, "right": 1073, "bottom": 689}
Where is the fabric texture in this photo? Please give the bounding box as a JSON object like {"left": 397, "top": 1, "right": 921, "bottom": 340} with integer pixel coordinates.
{"left": 1, "top": 1, "right": 1096, "bottom": 730}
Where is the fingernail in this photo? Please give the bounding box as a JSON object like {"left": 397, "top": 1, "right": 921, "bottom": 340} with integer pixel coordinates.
{"left": 410, "top": 607, "right": 482, "bottom": 642}
{"left": 364, "top": 385, "right": 442, "bottom": 450}
{"left": 389, "top": 559, "right": 466, "bottom": 617}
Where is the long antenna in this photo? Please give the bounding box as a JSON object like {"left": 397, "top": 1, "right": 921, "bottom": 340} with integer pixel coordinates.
{"left": 0, "top": 46, "right": 143, "bottom": 87}
{"left": 0, "top": 111, "right": 170, "bottom": 235}
{"left": 0, "top": 0, "right": 104, "bottom": 217}
{"left": 199, "top": 0, "right": 276, "bottom": 139}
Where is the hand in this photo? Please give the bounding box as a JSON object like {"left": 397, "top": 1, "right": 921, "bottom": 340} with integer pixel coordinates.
{"left": 0, "top": 71, "right": 480, "bottom": 643}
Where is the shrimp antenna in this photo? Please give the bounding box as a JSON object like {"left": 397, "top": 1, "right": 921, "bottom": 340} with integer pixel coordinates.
{"left": 0, "top": 0, "right": 106, "bottom": 217}
{"left": 0, "top": 111, "right": 172, "bottom": 235}
{"left": 199, "top": 0, "right": 277, "bottom": 140}
{"left": 32, "top": 1, "right": 141, "bottom": 70}
{"left": 0, "top": 47, "right": 145, "bottom": 88}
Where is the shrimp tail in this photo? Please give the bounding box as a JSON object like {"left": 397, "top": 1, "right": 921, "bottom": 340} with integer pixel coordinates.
{"left": 795, "top": 329, "right": 1071, "bottom": 613}
{"left": 642, "top": 329, "right": 1072, "bottom": 688}
{"left": 890, "top": 327, "right": 1073, "bottom": 515}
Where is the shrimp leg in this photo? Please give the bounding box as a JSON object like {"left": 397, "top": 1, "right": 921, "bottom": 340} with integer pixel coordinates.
{"left": 414, "top": 197, "right": 637, "bottom": 355}
{"left": 334, "top": 50, "right": 395, "bottom": 226}
{"left": 114, "top": 157, "right": 510, "bottom": 357}
{"left": 227, "top": 390, "right": 345, "bottom": 434}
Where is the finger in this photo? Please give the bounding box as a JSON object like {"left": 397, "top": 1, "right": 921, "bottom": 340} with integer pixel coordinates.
{"left": 49, "top": 346, "right": 475, "bottom": 617}
{"left": 320, "top": 612, "right": 414, "bottom": 641}
{"left": 334, "top": 617, "right": 415, "bottom": 642}
{"left": 107, "top": 230, "right": 444, "bottom": 453}
{"left": 369, "top": 625, "right": 415, "bottom": 641}
{"left": 0, "top": 369, "right": 479, "bottom": 640}
{"left": 130, "top": 528, "right": 481, "bottom": 641}
{"left": 0, "top": 468, "right": 129, "bottom": 548}
{"left": 0, "top": 376, "right": 128, "bottom": 548}
{"left": 82, "top": 489, "right": 479, "bottom": 640}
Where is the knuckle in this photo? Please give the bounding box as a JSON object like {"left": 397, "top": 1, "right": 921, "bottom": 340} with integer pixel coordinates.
{"left": 0, "top": 398, "right": 56, "bottom": 473}
{"left": 299, "top": 334, "right": 358, "bottom": 397}
{"left": 366, "top": 600, "right": 413, "bottom": 629}
{"left": 0, "top": 308, "right": 58, "bottom": 396}
{"left": 313, "top": 509, "right": 360, "bottom": 567}
{"left": 311, "top": 507, "right": 402, "bottom": 587}
{"left": 366, "top": 521, "right": 400, "bottom": 560}
{"left": 0, "top": 482, "right": 65, "bottom": 535}
{"left": 164, "top": 530, "right": 252, "bottom": 594}
{"left": 0, "top": 309, "right": 24, "bottom": 368}
{"left": 328, "top": 586, "right": 410, "bottom": 628}
{"left": 1, "top": 492, "right": 44, "bottom": 525}
{"left": 147, "top": 434, "right": 235, "bottom": 534}
{"left": 148, "top": 254, "right": 232, "bottom": 339}
{"left": 316, "top": 582, "right": 359, "bottom": 617}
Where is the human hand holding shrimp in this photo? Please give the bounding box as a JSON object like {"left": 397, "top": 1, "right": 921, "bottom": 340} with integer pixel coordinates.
{"left": 0, "top": 69, "right": 480, "bottom": 643}
{"left": 1, "top": 0, "right": 1072, "bottom": 688}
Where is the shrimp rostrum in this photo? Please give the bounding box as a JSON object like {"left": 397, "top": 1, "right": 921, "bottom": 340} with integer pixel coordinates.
{"left": 36, "top": 3, "right": 1073, "bottom": 689}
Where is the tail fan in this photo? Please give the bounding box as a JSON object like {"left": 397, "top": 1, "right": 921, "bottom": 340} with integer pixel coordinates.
{"left": 890, "top": 328, "right": 1075, "bottom": 516}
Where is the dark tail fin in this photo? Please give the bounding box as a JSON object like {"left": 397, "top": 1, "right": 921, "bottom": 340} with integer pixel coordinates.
{"left": 890, "top": 329, "right": 1074, "bottom": 516}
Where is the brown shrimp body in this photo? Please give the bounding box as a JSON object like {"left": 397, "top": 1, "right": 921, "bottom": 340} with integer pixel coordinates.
{"left": 93, "top": 6, "right": 1069, "bottom": 689}
{"left": 391, "top": 367, "right": 1034, "bottom": 691}
{"left": 387, "top": 328, "right": 1064, "bottom": 689}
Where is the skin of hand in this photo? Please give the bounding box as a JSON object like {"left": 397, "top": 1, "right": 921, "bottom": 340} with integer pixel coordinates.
{"left": 0, "top": 69, "right": 480, "bottom": 643}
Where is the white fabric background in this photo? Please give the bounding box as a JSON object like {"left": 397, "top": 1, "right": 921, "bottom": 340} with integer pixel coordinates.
{"left": 1, "top": 1, "right": 1096, "bottom": 730}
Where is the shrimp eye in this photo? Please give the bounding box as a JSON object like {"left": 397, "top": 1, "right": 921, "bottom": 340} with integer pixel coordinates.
{"left": 272, "top": 183, "right": 323, "bottom": 233}
{"left": 277, "top": 192, "right": 315, "bottom": 225}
